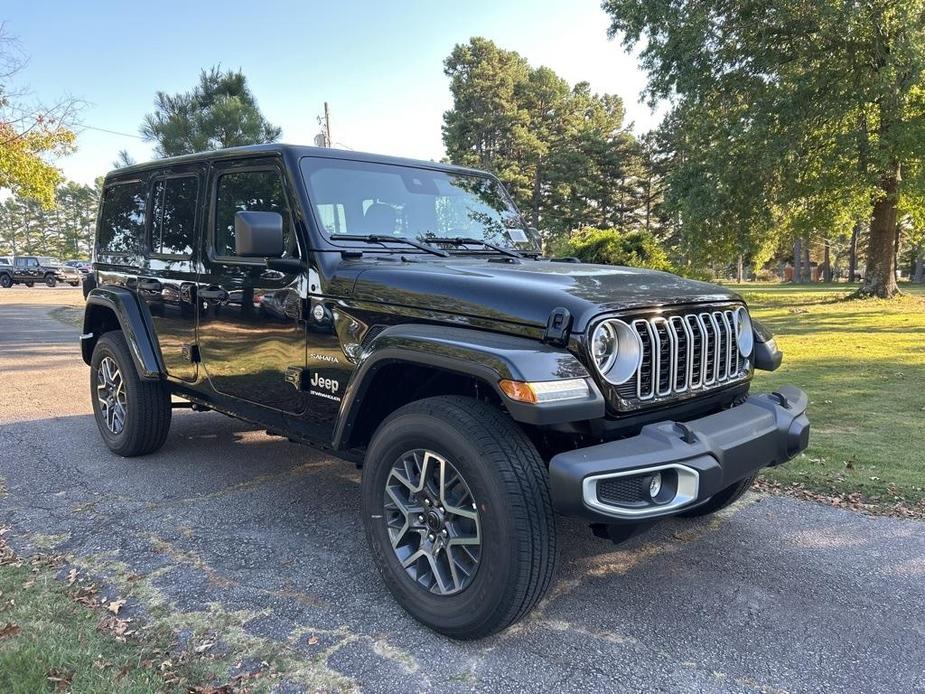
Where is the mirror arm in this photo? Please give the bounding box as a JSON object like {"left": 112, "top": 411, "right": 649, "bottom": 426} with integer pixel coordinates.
{"left": 265, "top": 257, "right": 305, "bottom": 273}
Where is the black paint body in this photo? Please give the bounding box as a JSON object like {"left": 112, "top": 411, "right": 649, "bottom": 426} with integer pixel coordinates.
{"left": 81, "top": 144, "right": 800, "bottom": 522}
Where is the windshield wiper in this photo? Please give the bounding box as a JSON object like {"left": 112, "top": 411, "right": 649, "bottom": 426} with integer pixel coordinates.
{"left": 424, "top": 236, "right": 522, "bottom": 259}
{"left": 329, "top": 234, "right": 449, "bottom": 258}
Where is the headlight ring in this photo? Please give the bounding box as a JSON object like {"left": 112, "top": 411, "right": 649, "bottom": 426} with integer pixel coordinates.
{"left": 590, "top": 319, "right": 643, "bottom": 385}
{"left": 734, "top": 306, "right": 754, "bottom": 357}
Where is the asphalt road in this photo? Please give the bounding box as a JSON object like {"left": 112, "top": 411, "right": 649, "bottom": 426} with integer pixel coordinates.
{"left": 0, "top": 287, "right": 923, "bottom": 693}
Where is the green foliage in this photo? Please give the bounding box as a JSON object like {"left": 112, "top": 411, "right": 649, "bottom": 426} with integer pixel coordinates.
{"left": 548, "top": 227, "right": 673, "bottom": 271}
{"left": 142, "top": 66, "right": 281, "bottom": 157}
{"left": 442, "top": 38, "right": 661, "bottom": 238}
{"left": 0, "top": 179, "right": 100, "bottom": 258}
{"left": 0, "top": 29, "right": 77, "bottom": 207}
{"left": 602, "top": 0, "right": 925, "bottom": 297}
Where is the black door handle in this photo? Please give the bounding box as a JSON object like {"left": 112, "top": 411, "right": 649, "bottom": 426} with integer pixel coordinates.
{"left": 138, "top": 279, "right": 163, "bottom": 292}
{"left": 198, "top": 287, "right": 228, "bottom": 301}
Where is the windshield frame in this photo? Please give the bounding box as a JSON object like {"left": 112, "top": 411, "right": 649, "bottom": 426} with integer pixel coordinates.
{"left": 298, "top": 155, "right": 535, "bottom": 254}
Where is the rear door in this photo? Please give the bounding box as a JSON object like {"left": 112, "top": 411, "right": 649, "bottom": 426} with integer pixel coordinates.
{"left": 138, "top": 166, "right": 204, "bottom": 382}
{"left": 195, "top": 158, "right": 307, "bottom": 415}
{"left": 14, "top": 257, "right": 40, "bottom": 282}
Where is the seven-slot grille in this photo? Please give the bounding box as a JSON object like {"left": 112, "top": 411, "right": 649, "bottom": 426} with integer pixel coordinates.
{"left": 615, "top": 307, "right": 748, "bottom": 402}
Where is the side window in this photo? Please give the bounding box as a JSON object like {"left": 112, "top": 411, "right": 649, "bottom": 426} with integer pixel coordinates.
{"left": 213, "top": 169, "right": 296, "bottom": 259}
{"left": 98, "top": 181, "right": 146, "bottom": 256}
{"left": 151, "top": 176, "right": 198, "bottom": 256}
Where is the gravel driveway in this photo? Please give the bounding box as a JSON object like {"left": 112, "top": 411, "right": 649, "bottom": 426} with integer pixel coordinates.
{"left": 0, "top": 288, "right": 922, "bottom": 693}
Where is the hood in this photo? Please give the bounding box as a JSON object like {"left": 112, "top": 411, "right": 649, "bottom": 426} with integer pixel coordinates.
{"left": 347, "top": 257, "right": 742, "bottom": 332}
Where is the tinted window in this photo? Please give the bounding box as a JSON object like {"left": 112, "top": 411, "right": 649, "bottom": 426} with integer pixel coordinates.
{"left": 151, "top": 176, "right": 198, "bottom": 256}
{"left": 300, "top": 157, "right": 534, "bottom": 251}
{"left": 98, "top": 181, "right": 146, "bottom": 256}
{"left": 214, "top": 170, "right": 296, "bottom": 258}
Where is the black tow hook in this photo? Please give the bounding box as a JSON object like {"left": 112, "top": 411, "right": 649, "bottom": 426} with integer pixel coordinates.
{"left": 674, "top": 422, "right": 698, "bottom": 444}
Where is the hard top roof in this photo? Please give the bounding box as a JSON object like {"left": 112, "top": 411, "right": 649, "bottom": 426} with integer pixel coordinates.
{"left": 106, "top": 143, "right": 490, "bottom": 181}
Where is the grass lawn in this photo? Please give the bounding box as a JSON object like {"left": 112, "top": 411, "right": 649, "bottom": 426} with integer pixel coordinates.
{"left": 0, "top": 533, "right": 219, "bottom": 694}
{"left": 737, "top": 282, "right": 925, "bottom": 516}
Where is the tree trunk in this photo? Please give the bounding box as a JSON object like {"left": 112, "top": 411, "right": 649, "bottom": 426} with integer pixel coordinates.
{"left": 803, "top": 240, "right": 811, "bottom": 282}
{"left": 913, "top": 244, "right": 924, "bottom": 284}
{"left": 860, "top": 165, "right": 901, "bottom": 298}
{"left": 848, "top": 221, "right": 861, "bottom": 282}
{"left": 531, "top": 164, "right": 542, "bottom": 230}
{"left": 736, "top": 255, "right": 744, "bottom": 283}
{"left": 793, "top": 239, "right": 802, "bottom": 283}
{"left": 822, "top": 239, "right": 832, "bottom": 283}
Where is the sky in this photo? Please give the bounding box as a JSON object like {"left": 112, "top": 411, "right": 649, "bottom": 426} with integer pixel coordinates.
{"left": 4, "top": 0, "right": 664, "bottom": 185}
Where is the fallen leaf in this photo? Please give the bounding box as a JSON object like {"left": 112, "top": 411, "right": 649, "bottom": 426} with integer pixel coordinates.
{"left": 194, "top": 640, "right": 214, "bottom": 653}
{"left": 306, "top": 634, "right": 320, "bottom": 646}
{"left": 0, "top": 622, "right": 21, "bottom": 639}
{"left": 67, "top": 568, "right": 78, "bottom": 585}
{"left": 107, "top": 598, "right": 126, "bottom": 614}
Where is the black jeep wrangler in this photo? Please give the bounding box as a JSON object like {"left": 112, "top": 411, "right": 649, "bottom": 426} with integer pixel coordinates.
{"left": 0, "top": 255, "right": 82, "bottom": 288}
{"left": 81, "top": 144, "right": 808, "bottom": 639}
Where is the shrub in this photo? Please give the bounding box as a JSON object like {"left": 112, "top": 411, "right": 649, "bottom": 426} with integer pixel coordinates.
{"left": 547, "top": 227, "right": 674, "bottom": 272}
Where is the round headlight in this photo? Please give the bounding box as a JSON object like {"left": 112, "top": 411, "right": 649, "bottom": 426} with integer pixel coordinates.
{"left": 734, "top": 307, "right": 754, "bottom": 357}
{"left": 591, "top": 321, "right": 618, "bottom": 374}
{"left": 590, "top": 319, "right": 642, "bottom": 385}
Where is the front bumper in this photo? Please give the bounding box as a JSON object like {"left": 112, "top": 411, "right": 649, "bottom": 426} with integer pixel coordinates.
{"left": 549, "top": 385, "right": 809, "bottom": 522}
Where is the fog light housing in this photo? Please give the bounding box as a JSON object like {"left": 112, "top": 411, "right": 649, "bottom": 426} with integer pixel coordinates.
{"left": 648, "top": 472, "right": 662, "bottom": 499}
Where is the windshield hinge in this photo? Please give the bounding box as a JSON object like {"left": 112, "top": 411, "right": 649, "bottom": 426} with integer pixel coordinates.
{"left": 543, "top": 307, "right": 572, "bottom": 347}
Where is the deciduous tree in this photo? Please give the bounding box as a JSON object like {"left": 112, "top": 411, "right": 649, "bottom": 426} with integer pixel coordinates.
{"left": 602, "top": 0, "right": 925, "bottom": 297}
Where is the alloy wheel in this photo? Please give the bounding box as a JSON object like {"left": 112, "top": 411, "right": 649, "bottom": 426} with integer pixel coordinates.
{"left": 96, "top": 356, "right": 127, "bottom": 435}
{"left": 383, "top": 449, "right": 481, "bottom": 595}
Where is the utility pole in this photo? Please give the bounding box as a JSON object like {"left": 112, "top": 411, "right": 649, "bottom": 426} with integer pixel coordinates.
{"left": 324, "top": 102, "right": 332, "bottom": 148}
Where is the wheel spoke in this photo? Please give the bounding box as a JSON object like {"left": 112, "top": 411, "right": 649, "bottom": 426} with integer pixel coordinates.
{"left": 382, "top": 448, "right": 481, "bottom": 596}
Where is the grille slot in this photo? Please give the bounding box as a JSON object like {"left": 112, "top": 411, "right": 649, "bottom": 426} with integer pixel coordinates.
{"left": 597, "top": 476, "right": 650, "bottom": 508}
{"left": 622, "top": 306, "right": 748, "bottom": 404}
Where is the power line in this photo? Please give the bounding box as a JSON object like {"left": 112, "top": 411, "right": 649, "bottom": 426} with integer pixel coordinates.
{"left": 77, "top": 124, "right": 145, "bottom": 140}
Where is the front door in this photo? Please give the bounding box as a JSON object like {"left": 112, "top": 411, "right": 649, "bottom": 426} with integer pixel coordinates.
{"left": 196, "top": 158, "right": 307, "bottom": 415}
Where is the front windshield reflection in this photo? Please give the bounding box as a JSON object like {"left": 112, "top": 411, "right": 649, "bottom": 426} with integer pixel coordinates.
{"left": 300, "top": 156, "right": 536, "bottom": 251}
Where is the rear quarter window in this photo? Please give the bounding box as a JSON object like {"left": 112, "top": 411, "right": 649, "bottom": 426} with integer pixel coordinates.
{"left": 97, "top": 180, "right": 147, "bottom": 257}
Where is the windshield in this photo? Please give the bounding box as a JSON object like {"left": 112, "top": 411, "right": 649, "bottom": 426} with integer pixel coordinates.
{"left": 38, "top": 257, "right": 60, "bottom": 265}
{"left": 300, "top": 157, "right": 537, "bottom": 252}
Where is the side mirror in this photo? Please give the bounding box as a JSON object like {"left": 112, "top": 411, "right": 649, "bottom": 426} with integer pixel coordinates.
{"left": 234, "top": 211, "right": 284, "bottom": 258}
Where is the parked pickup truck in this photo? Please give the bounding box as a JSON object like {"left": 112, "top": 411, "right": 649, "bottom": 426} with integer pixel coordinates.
{"left": 80, "top": 144, "right": 809, "bottom": 639}
{"left": 0, "top": 255, "right": 82, "bottom": 288}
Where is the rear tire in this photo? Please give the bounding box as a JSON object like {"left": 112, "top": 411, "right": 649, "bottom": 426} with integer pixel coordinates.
{"left": 0, "top": 274, "right": 10, "bottom": 288}
{"left": 24, "top": 282, "right": 33, "bottom": 287}
{"left": 361, "top": 396, "right": 557, "bottom": 639}
{"left": 678, "top": 474, "right": 756, "bottom": 518}
{"left": 90, "top": 332, "right": 171, "bottom": 457}
{"left": 68, "top": 281, "right": 79, "bottom": 287}
{"left": 44, "top": 274, "right": 56, "bottom": 287}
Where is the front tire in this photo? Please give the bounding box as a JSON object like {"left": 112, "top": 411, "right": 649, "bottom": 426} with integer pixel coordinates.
{"left": 90, "top": 332, "right": 171, "bottom": 457}
{"left": 0, "top": 274, "right": 11, "bottom": 288}
{"left": 44, "top": 274, "right": 56, "bottom": 287}
{"left": 361, "top": 396, "right": 557, "bottom": 639}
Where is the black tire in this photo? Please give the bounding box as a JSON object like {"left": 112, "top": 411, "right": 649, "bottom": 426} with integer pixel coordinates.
{"left": 44, "top": 274, "right": 56, "bottom": 287}
{"left": 90, "top": 332, "right": 171, "bottom": 457}
{"left": 69, "top": 281, "right": 79, "bottom": 287}
{"left": 24, "top": 282, "right": 33, "bottom": 288}
{"left": 0, "top": 274, "right": 11, "bottom": 288}
{"left": 361, "top": 396, "right": 557, "bottom": 639}
{"left": 678, "top": 474, "right": 757, "bottom": 518}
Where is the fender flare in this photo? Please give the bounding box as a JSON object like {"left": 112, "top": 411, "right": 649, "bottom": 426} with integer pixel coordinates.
{"left": 332, "top": 324, "right": 605, "bottom": 449}
{"left": 82, "top": 286, "right": 165, "bottom": 380}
